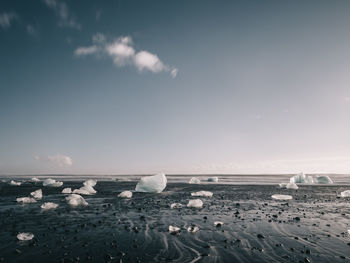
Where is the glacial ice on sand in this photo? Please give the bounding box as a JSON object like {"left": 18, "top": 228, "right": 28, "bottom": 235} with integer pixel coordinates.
{"left": 10, "top": 180, "right": 21, "bottom": 186}
{"left": 286, "top": 182, "right": 298, "bottom": 190}
{"left": 83, "top": 179, "right": 97, "bottom": 187}
{"left": 66, "top": 194, "right": 88, "bottom": 207}
{"left": 279, "top": 183, "right": 287, "bottom": 188}
{"left": 118, "top": 191, "right": 133, "bottom": 198}
{"left": 207, "top": 177, "right": 219, "bottom": 182}
{"left": 290, "top": 172, "right": 314, "bottom": 184}
{"left": 62, "top": 188, "right": 72, "bottom": 194}
{"left": 169, "top": 225, "right": 181, "bottom": 234}
{"left": 187, "top": 199, "right": 203, "bottom": 209}
{"left": 41, "top": 202, "right": 59, "bottom": 210}
{"left": 271, "top": 194, "right": 293, "bottom": 200}
{"left": 30, "top": 189, "right": 42, "bottom": 200}
{"left": 31, "top": 177, "right": 40, "bottom": 182}
{"left": 170, "top": 203, "right": 183, "bottom": 209}
{"left": 17, "top": 232, "right": 34, "bottom": 241}
{"left": 43, "top": 178, "right": 63, "bottom": 187}
{"left": 73, "top": 180, "right": 97, "bottom": 195}
{"left": 187, "top": 226, "right": 199, "bottom": 233}
{"left": 340, "top": 190, "right": 350, "bottom": 197}
{"left": 189, "top": 177, "right": 201, "bottom": 184}
{"left": 135, "top": 173, "right": 167, "bottom": 193}
{"left": 16, "top": 197, "right": 37, "bottom": 204}
{"left": 315, "top": 175, "right": 333, "bottom": 184}
{"left": 191, "top": 191, "right": 213, "bottom": 197}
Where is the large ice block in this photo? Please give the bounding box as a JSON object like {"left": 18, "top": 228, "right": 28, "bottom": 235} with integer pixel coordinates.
{"left": 135, "top": 173, "right": 167, "bottom": 193}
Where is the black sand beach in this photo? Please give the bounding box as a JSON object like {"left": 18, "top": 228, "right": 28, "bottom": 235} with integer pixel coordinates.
{"left": 1, "top": 181, "right": 350, "bottom": 262}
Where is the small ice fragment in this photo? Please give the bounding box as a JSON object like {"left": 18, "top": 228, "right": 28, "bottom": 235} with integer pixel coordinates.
{"left": 41, "top": 202, "right": 59, "bottom": 210}
{"left": 31, "top": 177, "right": 40, "bottom": 182}
{"left": 191, "top": 191, "right": 213, "bottom": 197}
{"left": 340, "top": 190, "right": 350, "bottom": 197}
{"left": 207, "top": 177, "right": 219, "bottom": 182}
{"left": 214, "top": 221, "right": 224, "bottom": 227}
{"left": 286, "top": 182, "right": 298, "bottom": 190}
{"left": 289, "top": 172, "right": 314, "bottom": 184}
{"left": 118, "top": 191, "right": 133, "bottom": 198}
{"left": 10, "top": 180, "right": 21, "bottom": 186}
{"left": 135, "top": 173, "right": 167, "bottom": 193}
{"left": 170, "top": 203, "right": 183, "bottom": 209}
{"left": 271, "top": 194, "right": 293, "bottom": 200}
{"left": 43, "top": 178, "right": 63, "bottom": 187}
{"left": 187, "top": 199, "right": 203, "bottom": 209}
{"left": 279, "top": 183, "right": 287, "bottom": 188}
{"left": 315, "top": 175, "right": 333, "bottom": 184}
{"left": 83, "top": 179, "right": 97, "bottom": 187}
{"left": 73, "top": 185, "right": 96, "bottom": 195}
{"left": 62, "top": 188, "right": 72, "bottom": 194}
{"left": 348, "top": 229, "right": 350, "bottom": 235}
{"left": 17, "top": 232, "right": 34, "bottom": 241}
{"left": 30, "top": 189, "right": 42, "bottom": 200}
{"left": 66, "top": 194, "right": 88, "bottom": 207}
{"left": 187, "top": 226, "right": 199, "bottom": 233}
{"left": 169, "top": 225, "right": 180, "bottom": 234}
{"left": 16, "top": 197, "right": 37, "bottom": 204}
{"left": 189, "top": 177, "right": 201, "bottom": 184}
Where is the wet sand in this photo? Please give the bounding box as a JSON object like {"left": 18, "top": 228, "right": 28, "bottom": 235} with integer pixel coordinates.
{"left": 1, "top": 181, "right": 350, "bottom": 262}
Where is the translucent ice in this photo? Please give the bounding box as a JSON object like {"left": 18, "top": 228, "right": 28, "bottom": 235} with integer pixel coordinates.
{"left": 41, "top": 202, "right": 59, "bottom": 210}
{"left": 16, "top": 197, "right": 37, "bottom": 204}
{"left": 207, "top": 177, "right": 219, "bottom": 182}
{"left": 73, "top": 185, "right": 96, "bottom": 195}
{"left": 289, "top": 172, "right": 314, "bottom": 184}
{"left": 65, "top": 194, "right": 88, "bottom": 207}
{"left": 191, "top": 191, "right": 213, "bottom": 197}
{"left": 17, "top": 232, "right": 34, "bottom": 241}
{"left": 315, "top": 175, "right": 333, "bottom": 184}
{"left": 135, "top": 173, "right": 167, "bottom": 193}
{"left": 31, "top": 177, "right": 40, "bottom": 182}
{"left": 43, "top": 178, "right": 63, "bottom": 187}
{"left": 189, "top": 177, "right": 201, "bottom": 184}
{"left": 340, "top": 190, "right": 350, "bottom": 197}
{"left": 187, "top": 199, "right": 203, "bottom": 209}
{"left": 118, "top": 191, "right": 133, "bottom": 198}
{"left": 10, "top": 180, "right": 21, "bottom": 186}
{"left": 170, "top": 203, "right": 183, "bottom": 209}
{"left": 30, "top": 189, "right": 42, "bottom": 200}
{"left": 286, "top": 182, "right": 298, "bottom": 190}
{"left": 187, "top": 226, "right": 199, "bottom": 233}
{"left": 83, "top": 179, "right": 97, "bottom": 187}
{"left": 214, "top": 221, "right": 224, "bottom": 227}
{"left": 62, "top": 188, "right": 72, "bottom": 194}
{"left": 271, "top": 194, "right": 293, "bottom": 200}
{"left": 169, "top": 225, "right": 180, "bottom": 234}
{"left": 279, "top": 183, "right": 287, "bottom": 188}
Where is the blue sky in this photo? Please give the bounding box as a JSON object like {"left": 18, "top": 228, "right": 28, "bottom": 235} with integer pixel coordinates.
{"left": 1, "top": 0, "right": 350, "bottom": 175}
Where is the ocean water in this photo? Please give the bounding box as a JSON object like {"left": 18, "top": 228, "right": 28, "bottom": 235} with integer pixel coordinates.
{"left": 1, "top": 175, "right": 350, "bottom": 262}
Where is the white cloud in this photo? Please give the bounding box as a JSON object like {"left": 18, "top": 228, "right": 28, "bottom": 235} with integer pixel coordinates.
{"left": 43, "top": 0, "right": 81, "bottom": 30}
{"left": 35, "top": 154, "right": 73, "bottom": 167}
{"left": 0, "top": 12, "right": 19, "bottom": 29}
{"left": 74, "top": 34, "right": 178, "bottom": 77}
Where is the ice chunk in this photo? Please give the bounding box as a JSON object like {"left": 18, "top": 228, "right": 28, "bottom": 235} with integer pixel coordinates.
{"left": 16, "top": 197, "right": 37, "bottom": 204}
{"left": 214, "top": 221, "right": 224, "bottom": 227}
{"left": 73, "top": 185, "right": 96, "bottom": 195}
{"left": 207, "top": 177, "right": 219, "bottom": 182}
{"left": 66, "top": 194, "right": 88, "bottom": 207}
{"left": 30, "top": 189, "right": 42, "bottom": 200}
{"left": 187, "top": 199, "right": 203, "bottom": 209}
{"left": 187, "top": 226, "right": 199, "bottom": 233}
{"left": 191, "top": 191, "right": 213, "bottom": 197}
{"left": 169, "top": 225, "right": 181, "bottom": 234}
{"left": 315, "top": 175, "right": 333, "bottom": 184}
{"left": 135, "top": 173, "right": 167, "bottom": 193}
{"left": 286, "top": 182, "right": 298, "bottom": 190}
{"left": 118, "top": 191, "right": 132, "bottom": 198}
{"left": 17, "top": 232, "right": 34, "bottom": 241}
{"left": 31, "top": 177, "right": 40, "bottom": 182}
{"left": 279, "top": 183, "right": 287, "bottom": 188}
{"left": 10, "top": 180, "right": 21, "bottom": 186}
{"left": 43, "top": 178, "right": 63, "bottom": 187}
{"left": 189, "top": 177, "right": 201, "bottom": 184}
{"left": 83, "top": 179, "right": 97, "bottom": 187}
{"left": 170, "top": 203, "right": 183, "bottom": 209}
{"left": 289, "top": 172, "right": 314, "bottom": 184}
{"left": 62, "top": 188, "right": 72, "bottom": 194}
{"left": 271, "top": 194, "right": 293, "bottom": 200}
{"left": 41, "top": 202, "right": 59, "bottom": 210}
{"left": 340, "top": 190, "right": 350, "bottom": 197}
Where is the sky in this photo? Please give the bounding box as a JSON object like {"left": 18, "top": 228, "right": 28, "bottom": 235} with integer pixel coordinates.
{"left": 1, "top": 0, "right": 350, "bottom": 175}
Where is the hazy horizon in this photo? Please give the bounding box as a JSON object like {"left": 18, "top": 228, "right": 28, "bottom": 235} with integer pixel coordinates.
{"left": 1, "top": 0, "right": 350, "bottom": 175}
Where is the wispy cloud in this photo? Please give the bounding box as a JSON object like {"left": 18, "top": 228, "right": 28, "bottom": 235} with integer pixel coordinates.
{"left": 26, "top": 24, "right": 38, "bottom": 37}
{"left": 35, "top": 154, "right": 73, "bottom": 167}
{"left": 74, "top": 34, "right": 178, "bottom": 78}
{"left": 43, "top": 0, "right": 81, "bottom": 30}
{"left": 0, "top": 12, "right": 19, "bottom": 29}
